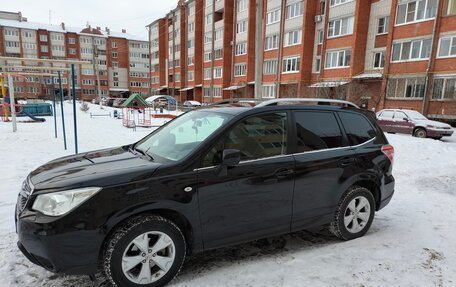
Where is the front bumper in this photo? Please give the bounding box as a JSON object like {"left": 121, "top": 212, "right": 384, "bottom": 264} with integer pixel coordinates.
{"left": 16, "top": 211, "right": 104, "bottom": 275}
{"left": 427, "top": 128, "right": 454, "bottom": 138}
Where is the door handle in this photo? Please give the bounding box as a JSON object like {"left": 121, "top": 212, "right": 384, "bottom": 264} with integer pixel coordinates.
{"left": 275, "top": 169, "right": 294, "bottom": 178}
{"left": 339, "top": 158, "right": 355, "bottom": 167}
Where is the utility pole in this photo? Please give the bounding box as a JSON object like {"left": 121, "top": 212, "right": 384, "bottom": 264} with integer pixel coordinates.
{"left": 210, "top": 0, "right": 216, "bottom": 103}
{"left": 7, "top": 74, "right": 17, "bottom": 132}
{"left": 254, "top": 0, "right": 264, "bottom": 99}
{"left": 93, "top": 42, "right": 102, "bottom": 109}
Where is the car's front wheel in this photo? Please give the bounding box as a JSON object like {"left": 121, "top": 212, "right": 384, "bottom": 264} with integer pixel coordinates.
{"left": 330, "top": 186, "right": 375, "bottom": 240}
{"left": 414, "top": 128, "right": 427, "bottom": 138}
{"left": 103, "top": 215, "right": 186, "bottom": 287}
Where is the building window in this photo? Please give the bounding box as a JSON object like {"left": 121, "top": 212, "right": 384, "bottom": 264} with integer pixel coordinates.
{"left": 113, "top": 61, "right": 119, "bottom": 68}
{"left": 234, "top": 63, "right": 247, "bottom": 76}
{"left": 284, "top": 30, "right": 302, "bottom": 46}
{"left": 263, "top": 59, "right": 278, "bottom": 75}
{"left": 262, "top": 85, "right": 276, "bottom": 98}
{"left": 445, "top": 0, "right": 456, "bottom": 15}
{"left": 188, "top": 22, "right": 195, "bottom": 33}
{"left": 214, "top": 29, "right": 223, "bottom": 41}
{"left": 204, "top": 32, "right": 212, "bottom": 44}
{"left": 330, "top": 0, "right": 354, "bottom": 7}
{"left": 391, "top": 38, "right": 432, "bottom": 62}
{"left": 315, "top": 57, "right": 321, "bottom": 73}
{"left": 188, "top": 39, "right": 195, "bottom": 48}
{"left": 387, "top": 77, "right": 426, "bottom": 98}
{"left": 5, "top": 41, "right": 20, "bottom": 48}
{"left": 188, "top": 56, "right": 194, "bottom": 65}
{"left": 112, "top": 52, "right": 118, "bottom": 58}
{"left": 189, "top": 4, "right": 195, "bottom": 16}
{"left": 286, "top": 1, "right": 304, "bottom": 19}
{"left": 204, "top": 51, "right": 212, "bottom": 62}
{"left": 214, "top": 67, "right": 223, "bottom": 78}
{"left": 40, "top": 45, "right": 49, "bottom": 53}
{"left": 282, "top": 56, "right": 301, "bottom": 73}
{"left": 39, "top": 34, "right": 48, "bottom": 42}
{"left": 236, "top": 42, "right": 247, "bottom": 55}
{"left": 396, "top": 0, "right": 437, "bottom": 25}
{"left": 238, "top": 0, "right": 248, "bottom": 12}
{"left": 5, "top": 29, "right": 19, "bottom": 37}
{"left": 206, "top": 14, "right": 213, "bottom": 25}
{"left": 112, "top": 42, "right": 117, "bottom": 48}
{"left": 188, "top": 71, "right": 195, "bottom": 81}
{"left": 214, "top": 48, "right": 223, "bottom": 59}
{"left": 432, "top": 77, "right": 456, "bottom": 100}
{"left": 318, "top": 29, "right": 324, "bottom": 44}
{"left": 373, "top": 51, "right": 386, "bottom": 68}
{"left": 266, "top": 8, "right": 281, "bottom": 25}
{"left": 237, "top": 20, "right": 248, "bottom": 34}
{"left": 325, "top": 49, "right": 351, "bottom": 68}
{"left": 68, "top": 37, "right": 76, "bottom": 44}
{"left": 265, "top": 34, "right": 279, "bottom": 50}
{"left": 377, "top": 16, "right": 390, "bottom": 34}
{"left": 22, "top": 31, "right": 34, "bottom": 38}
{"left": 328, "top": 16, "right": 354, "bottom": 38}
{"left": 69, "top": 48, "right": 76, "bottom": 55}
{"left": 22, "top": 43, "right": 36, "bottom": 50}
{"left": 438, "top": 35, "right": 456, "bottom": 58}
{"left": 204, "top": 68, "right": 212, "bottom": 79}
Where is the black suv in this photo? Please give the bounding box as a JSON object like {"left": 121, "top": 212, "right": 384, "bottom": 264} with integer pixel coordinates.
{"left": 16, "top": 99, "right": 395, "bottom": 287}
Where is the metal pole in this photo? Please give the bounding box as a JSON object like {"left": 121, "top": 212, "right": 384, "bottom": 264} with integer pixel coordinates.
{"left": 254, "top": 0, "right": 264, "bottom": 99}
{"left": 7, "top": 74, "right": 17, "bottom": 132}
{"left": 58, "top": 71, "right": 67, "bottom": 150}
{"left": 210, "top": 0, "right": 215, "bottom": 103}
{"left": 51, "top": 76, "right": 57, "bottom": 138}
{"left": 93, "top": 42, "right": 103, "bottom": 109}
{"left": 71, "top": 64, "right": 78, "bottom": 154}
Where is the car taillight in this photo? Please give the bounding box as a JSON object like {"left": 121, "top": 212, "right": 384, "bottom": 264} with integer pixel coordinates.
{"left": 381, "top": 145, "right": 394, "bottom": 165}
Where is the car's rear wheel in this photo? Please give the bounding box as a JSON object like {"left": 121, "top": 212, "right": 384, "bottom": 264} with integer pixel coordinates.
{"left": 330, "top": 186, "right": 375, "bottom": 240}
{"left": 103, "top": 215, "right": 186, "bottom": 287}
{"left": 414, "top": 128, "right": 427, "bottom": 138}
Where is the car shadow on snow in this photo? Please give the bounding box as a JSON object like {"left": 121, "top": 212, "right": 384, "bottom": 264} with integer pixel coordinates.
{"left": 173, "top": 229, "right": 340, "bottom": 284}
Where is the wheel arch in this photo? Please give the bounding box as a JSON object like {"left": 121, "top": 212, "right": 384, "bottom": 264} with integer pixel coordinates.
{"left": 341, "top": 173, "right": 382, "bottom": 211}
{"left": 98, "top": 206, "right": 200, "bottom": 264}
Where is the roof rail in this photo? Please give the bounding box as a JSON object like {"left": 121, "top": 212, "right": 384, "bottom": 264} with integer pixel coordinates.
{"left": 210, "top": 98, "right": 266, "bottom": 107}
{"left": 255, "top": 98, "right": 359, "bottom": 109}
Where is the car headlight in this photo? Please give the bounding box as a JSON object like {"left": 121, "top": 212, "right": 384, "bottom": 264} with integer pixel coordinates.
{"left": 32, "top": 187, "right": 102, "bottom": 217}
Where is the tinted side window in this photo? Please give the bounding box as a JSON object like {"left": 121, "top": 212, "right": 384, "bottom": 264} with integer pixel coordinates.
{"left": 203, "top": 113, "right": 288, "bottom": 166}
{"left": 294, "top": 111, "right": 344, "bottom": 152}
{"left": 339, "top": 112, "right": 376, "bottom": 146}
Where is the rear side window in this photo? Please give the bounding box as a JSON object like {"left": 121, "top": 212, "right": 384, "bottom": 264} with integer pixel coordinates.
{"left": 294, "top": 111, "right": 344, "bottom": 152}
{"left": 379, "top": 110, "right": 394, "bottom": 119}
{"left": 339, "top": 112, "right": 377, "bottom": 146}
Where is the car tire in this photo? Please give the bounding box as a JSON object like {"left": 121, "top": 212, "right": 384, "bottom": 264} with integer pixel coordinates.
{"left": 414, "top": 128, "right": 427, "bottom": 138}
{"left": 103, "top": 215, "right": 186, "bottom": 287}
{"left": 329, "top": 186, "right": 375, "bottom": 241}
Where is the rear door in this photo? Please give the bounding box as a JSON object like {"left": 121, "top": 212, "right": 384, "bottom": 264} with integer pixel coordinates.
{"left": 377, "top": 110, "right": 395, "bottom": 132}
{"left": 291, "top": 110, "right": 357, "bottom": 231}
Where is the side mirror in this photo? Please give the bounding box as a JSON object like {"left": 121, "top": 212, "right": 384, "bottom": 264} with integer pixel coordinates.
{"left": 222, "top": 149, "right": 241, "bottom": 167}
{"left": 403, "top": 117, "right": 409, "bottom": 122}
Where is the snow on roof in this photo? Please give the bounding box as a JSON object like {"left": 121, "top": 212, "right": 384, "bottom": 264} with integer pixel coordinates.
{"left": 0, "top": 19, "right": 147, "bottom": 41}
{"left": 353, "top": 72, "right": 383, "bottom": 79}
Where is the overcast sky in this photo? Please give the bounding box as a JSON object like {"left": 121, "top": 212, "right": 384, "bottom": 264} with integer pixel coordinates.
{"left": 1, "top": 0, "right": 178, "bottom": 39}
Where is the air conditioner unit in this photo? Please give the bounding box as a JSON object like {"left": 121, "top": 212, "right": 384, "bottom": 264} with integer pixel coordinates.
{"left": 315, "top": 15, "right": 323, "bottom": 23}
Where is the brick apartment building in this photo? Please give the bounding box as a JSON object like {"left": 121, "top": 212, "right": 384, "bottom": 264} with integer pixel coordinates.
{"left": 148, "top": 0, "right": 456, "bottom": 121}
{"left": 0, "top": 11, "right": 150, "bottom": 101}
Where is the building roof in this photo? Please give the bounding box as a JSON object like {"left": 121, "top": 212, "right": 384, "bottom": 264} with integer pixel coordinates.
{"left": 0, "top": 18, "right": 147, "bottom": 41}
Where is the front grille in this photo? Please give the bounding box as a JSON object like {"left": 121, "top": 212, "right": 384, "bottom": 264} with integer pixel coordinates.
{"left": 16, "top": 178, "right": 33, "bottom": 215}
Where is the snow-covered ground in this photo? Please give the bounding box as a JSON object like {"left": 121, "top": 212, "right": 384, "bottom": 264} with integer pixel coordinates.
{"left": 1, "top": 102, "right": 455, "bottom": 286}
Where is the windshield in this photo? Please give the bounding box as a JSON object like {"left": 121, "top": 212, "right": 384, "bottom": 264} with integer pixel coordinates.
{"left": 405, "top": 110, "right": 427, "bottom": 120}
{"left": 135, "top": 110, "right": 233, "bottom": 162}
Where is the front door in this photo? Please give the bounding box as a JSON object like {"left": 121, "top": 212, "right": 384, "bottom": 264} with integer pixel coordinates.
{"left": 197, "top": 112, "right": 295, "bottom": 249}
{"left": 392, "top": 111, "right": 413, "bottom": 134}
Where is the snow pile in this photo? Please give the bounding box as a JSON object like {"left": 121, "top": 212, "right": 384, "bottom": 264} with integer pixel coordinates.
{"left": 0, "top": 103, "right": 455, "bottom": 286}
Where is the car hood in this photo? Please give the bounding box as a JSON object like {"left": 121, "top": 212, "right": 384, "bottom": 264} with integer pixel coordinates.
{"left": 414, "top": 119, "right": 452, "bottom": 128}
{"left": 29, "top": 146, "right": 160, "bottom": 191}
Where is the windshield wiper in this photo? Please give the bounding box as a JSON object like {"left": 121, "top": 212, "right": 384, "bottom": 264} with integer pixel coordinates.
{"left": 130, "top": 145, "right": 154, "bottom": 161}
